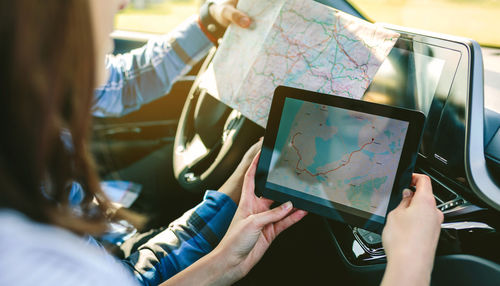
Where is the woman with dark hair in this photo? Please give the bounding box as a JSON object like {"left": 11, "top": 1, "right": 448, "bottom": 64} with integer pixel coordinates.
{"left": 0, "top": 0, "right": 443, "bottom": 285}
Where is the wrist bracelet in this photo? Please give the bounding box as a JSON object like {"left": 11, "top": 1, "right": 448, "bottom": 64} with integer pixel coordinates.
{"left": 199, "top": 0, "right": 226, "bottom": 44}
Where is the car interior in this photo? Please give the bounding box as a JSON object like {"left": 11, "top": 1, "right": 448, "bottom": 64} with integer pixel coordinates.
{"left": 92, "top": 0, "right": 500, "bottom": 285}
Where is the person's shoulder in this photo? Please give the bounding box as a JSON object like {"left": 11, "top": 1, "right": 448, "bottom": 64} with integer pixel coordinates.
{"left": 0, "top": 210, "right": 138, "bottom": 286}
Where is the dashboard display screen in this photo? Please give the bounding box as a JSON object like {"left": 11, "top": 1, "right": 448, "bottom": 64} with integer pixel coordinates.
{"left": 362, "top": 37, "right": 464, "bottom": 175}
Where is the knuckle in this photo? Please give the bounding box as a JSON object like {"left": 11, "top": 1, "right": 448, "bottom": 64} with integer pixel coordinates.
{"left": 386, "top": 213, "right": 392, "bottom": 222}
{"left": 247, "top": 214, "right": 259, "bottom": 226}
{"left": 221, "top": 6, "right": 229, "bottom": 15}
{"left": 437, "top": 210, "right": 444, "bottom": 223}
{"left": 245, "top": 169, "right": 252, "bottom": 178}
{"left": 419, "top": 174, "right": 431, "bottom": 184}
{"left": 232, "top": 12, "right": 241, "bottom": 21}
{"left": 387, "top": 210, "right": 395, "bottom": 220}
{"left": 423, "top": 194, "right": 436, "bottom": 205}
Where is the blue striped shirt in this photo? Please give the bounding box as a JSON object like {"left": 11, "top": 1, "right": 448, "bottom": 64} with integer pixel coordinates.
{"left": 93, "top": 15, "right": 213, "bottom": 117}
{"left": 123, "top": 191, "right": 237, "bottom": 285}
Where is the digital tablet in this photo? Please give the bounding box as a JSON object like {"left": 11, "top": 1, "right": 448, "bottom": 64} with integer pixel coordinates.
{"left": 255, "top": 86, "right": 425, "bottom": 233}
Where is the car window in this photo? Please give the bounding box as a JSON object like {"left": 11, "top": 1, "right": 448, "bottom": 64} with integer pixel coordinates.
{"left": 115, "top": 0, "right": 199, "bottom": 34}
{"left": 348, "top": 0, "right": 500, "bottom": 48}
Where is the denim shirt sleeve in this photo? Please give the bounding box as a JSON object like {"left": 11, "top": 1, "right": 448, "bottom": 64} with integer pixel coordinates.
{"left": 92, "top": 15, "right": 213, "bottom": 117}
{"left": 122, "top": 191, "right": 237, "bottom": 286}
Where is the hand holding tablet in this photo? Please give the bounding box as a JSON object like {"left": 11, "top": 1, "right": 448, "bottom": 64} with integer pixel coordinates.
{"left": 255, "top": 86, "right": 425, "bottom": 233}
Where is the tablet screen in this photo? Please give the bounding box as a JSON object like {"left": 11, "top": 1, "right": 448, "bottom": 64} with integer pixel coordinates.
{"left": 266, "top": 97, "right": 409, "bottom": 223}
{"left": 256, "top": 86, "right": 425, "bottom": 232}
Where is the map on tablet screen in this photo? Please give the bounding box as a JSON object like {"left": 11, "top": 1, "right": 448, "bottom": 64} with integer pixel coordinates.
{"left": 267, "top": 98, "right": 409, "bottom": 217}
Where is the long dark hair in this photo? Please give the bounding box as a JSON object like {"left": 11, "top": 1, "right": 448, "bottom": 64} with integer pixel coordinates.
{"left": 0, "top": 0, "right": 111, "bottom": 234}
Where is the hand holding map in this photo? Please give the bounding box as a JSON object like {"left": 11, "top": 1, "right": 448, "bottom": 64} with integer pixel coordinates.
{"left": 200, "top": 0, "right": 399, "bottom": 127}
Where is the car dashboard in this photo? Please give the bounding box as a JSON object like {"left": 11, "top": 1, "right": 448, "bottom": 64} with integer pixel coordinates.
{"left": 322, "top": 23, "right": 500, "bottom": 285}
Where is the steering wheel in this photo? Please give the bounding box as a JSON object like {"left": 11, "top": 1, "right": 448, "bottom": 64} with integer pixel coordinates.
{"left": 173, "top": 47, "right": 264, "bottom": 192}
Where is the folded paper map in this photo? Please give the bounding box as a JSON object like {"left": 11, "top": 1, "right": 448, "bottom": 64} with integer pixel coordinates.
{"left": 200, "top": 0, "right": 399, "bottom": 127}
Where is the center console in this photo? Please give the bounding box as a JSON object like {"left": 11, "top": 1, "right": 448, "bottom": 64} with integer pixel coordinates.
{"left": 324, "top": 24, "right": 500, "bottom": 285}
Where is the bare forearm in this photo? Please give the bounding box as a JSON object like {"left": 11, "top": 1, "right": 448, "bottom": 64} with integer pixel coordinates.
{"left": 381, "top": 257, "right": 432, "bottom": 286}
{"left": 160, "top": 248, "right": 238, "bottom": 286}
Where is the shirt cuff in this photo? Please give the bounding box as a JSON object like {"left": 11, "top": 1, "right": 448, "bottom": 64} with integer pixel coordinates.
{"left": 171, "top": 15, "right": 215, "bottom": 65}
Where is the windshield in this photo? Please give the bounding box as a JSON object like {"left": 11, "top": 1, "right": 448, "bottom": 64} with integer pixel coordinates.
{"left": 116, "top": 0, "right": 500, "bottom": 47}
{"left": 348, "top": 0, "right": 500, "bottom": 48}
{"left": 115, "top": 0, "right": 198, "bottom": 34}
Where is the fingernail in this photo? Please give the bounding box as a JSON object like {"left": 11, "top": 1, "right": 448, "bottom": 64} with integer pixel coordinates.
{"left": 259, "top": 136, "right": 264, "bottom": 141}
{"left": 239, "top": 16, "right": 250, "bottom": 27}
{"left": 403, "top": 188, "right": 412, "bottom": 198}
{"left": 282, "top": 201, "right": 292, "bottom": 210}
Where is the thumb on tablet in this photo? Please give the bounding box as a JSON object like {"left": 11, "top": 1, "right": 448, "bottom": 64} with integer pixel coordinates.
{"left": 397, "top": 188, "right": 413, "bottom": 209}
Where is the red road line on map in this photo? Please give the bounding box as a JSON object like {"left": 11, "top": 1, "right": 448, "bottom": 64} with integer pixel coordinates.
{"left": 332, "top": 18, "right": 361, "bottom": 68}
{"left": 331, "top": 16, "right": 370, "bottom": 83}
{"left": 273, "top": 25, "right": 335, "bottom": 74}
{"left": 291, "top": 132, "right": 374, "bottom": 177}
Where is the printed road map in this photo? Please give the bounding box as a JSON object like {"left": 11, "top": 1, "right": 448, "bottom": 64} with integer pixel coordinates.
{"left": 267, "top": 98, "right": 409, "bottom": 216}
{"left": 200, "top": 0, "right": 399, "bottom": 127}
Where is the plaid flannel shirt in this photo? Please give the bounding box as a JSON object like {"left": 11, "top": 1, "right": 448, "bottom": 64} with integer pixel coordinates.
{"left": 122, "top": 191, "right": 236, "bottom": 285}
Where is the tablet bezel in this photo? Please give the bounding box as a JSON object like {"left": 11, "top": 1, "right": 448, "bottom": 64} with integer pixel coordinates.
{"left": 255, "top": 86, "right": 426, "bottom": 233}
